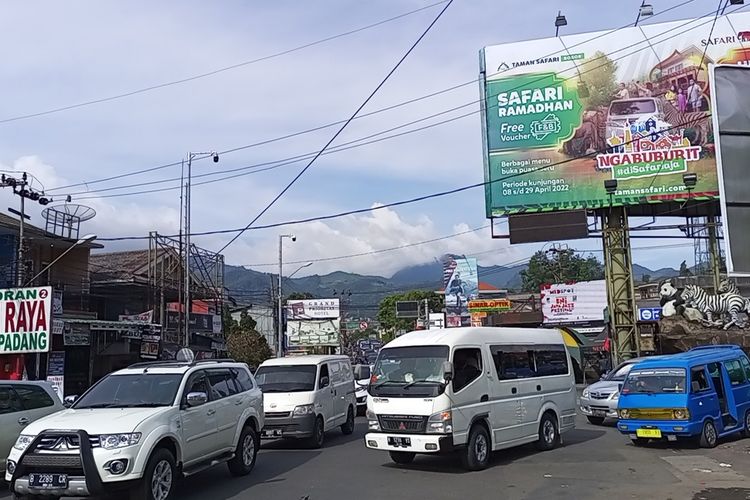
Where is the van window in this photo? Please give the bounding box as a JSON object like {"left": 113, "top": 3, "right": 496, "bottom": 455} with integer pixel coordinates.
{"left": 725, "top": 360, "right": 747, "bottom": 386}
{"left": 452, "top": 348, "right": 482, "bottom": 392}
{"left": 319, "top": 364, "right": 330, "bottom": 389}
{"left": 329, "top": 362, "right": 342, "bottom": 383}
{"left": 622, "top": 368, "right": 686, "bottom": 394}
{"left": 534, "top": 345, "right": 569, "bottom": 376}
{"left": 232, "top": 368, "right": 254, "bottom": 392}
{"left": 340, "top": 361, "right": 353, "bottom": 381}
{"left": 690, "top": 366, "right": 710, "bottom": 393}
{"left": 255, "top": 365, "right": 317, "bottom": 393}
{"left": 491, "top": 345, "right": 535, "bottom": 380}
{"left": 14, "top": 384, "right": 55, "bottom": 410}
{"left": 208, "top": 369, "right": 237, "bottom": 399}
{"left": 740, "top": 357, "right": 750, "bottom": 380}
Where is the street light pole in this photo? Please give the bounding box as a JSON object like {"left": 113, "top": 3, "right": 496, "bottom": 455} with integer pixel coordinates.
{"left": 25, "top": 234, "right": 98, "bottom": 286}
{"left": 277, "top": 234, "right": 296, "bottom": 358}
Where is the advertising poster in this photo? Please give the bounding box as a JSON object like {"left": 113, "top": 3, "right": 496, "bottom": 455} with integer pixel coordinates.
{"left": 442, "top": 255, "right": 479, "bottom": 327}
{"left": 47, "top": 351, "right": 65, "bottom": 400}
{"left": 286, "top": 299, "right": 340, "bottom": 320}
{"left": 287, "top": 319, "right": 340, "bottom": 346}
{"left": 481, "top": 12, "right": 750, "bottom": 216}
{"left": 468, "top": 299, "right": 512, "bottom": 313}
{"left": 541, "top": 280, "right": 607, "bottom": 324}
{"left": 0, "top": 286, "right": 53, "bottom": 354}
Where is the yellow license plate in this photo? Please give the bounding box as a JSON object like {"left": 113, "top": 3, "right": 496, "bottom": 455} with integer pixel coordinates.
{"left": 636, "top": 428, "right": 662, "bottom": 438}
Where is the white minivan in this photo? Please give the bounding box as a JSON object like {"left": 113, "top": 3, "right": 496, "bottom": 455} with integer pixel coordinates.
{"left": 256, "top": 355, "right": 356, "bottom": 448}
{"left": 363, "top": 327, "right": 576, "bottom": 470}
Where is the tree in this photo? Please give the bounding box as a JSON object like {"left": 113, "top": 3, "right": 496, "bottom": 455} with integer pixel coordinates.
{"left": 641, "top": 274, "right": 652, "bottom": 284}
{"left": 520, "top": 249, "right": 605, "bottom": 293}
{"left": 377, "top": 290, "right": 442, "bottom": 335}
{"left": 225, "top": 309, "right": 272, "bottom": 369}
{"left": 679, "top": 260, "right": 692, "bottom": 277}
{"left": 286, "top": 292, "right": 315, "bottom": 301}
{"left": 579, "top": 51, "right": 619, "bottom": 109}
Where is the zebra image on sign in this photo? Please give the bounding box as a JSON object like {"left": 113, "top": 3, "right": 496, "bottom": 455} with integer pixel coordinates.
{"left": 680, "top": 284, "right": 749, "bottom": 330}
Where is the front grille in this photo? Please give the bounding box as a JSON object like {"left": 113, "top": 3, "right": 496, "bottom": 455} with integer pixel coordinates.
{"left": 590, "top": 405, "right": 611, "bottom": 411}
{"left": 23, "top": 454, "right": 82, "bottom": 468}
{"left": 35, "top": 434, "right": 100, "bottom": 451}
{"left": 265, "top": 411, "right": 291, "bottom": 418}
{"left": 590, "top": 392, "right": 612, "bottom": 400}
{"left": 378, "top": 415, "right": 427, "bottom": 433}
{"left": 628, "top": 408, "right": 675, "bottom": 420}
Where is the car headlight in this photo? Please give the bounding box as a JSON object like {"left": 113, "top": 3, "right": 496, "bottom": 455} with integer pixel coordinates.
{"left": 293, "top": 404, "right": 315, "bottom": 416}
{"left": 14, "top": 435, "right": 34, "bottom": 452}
{"left": 366, "top": 409, "right": 380, "bottom": 431}
{"left": 610, "top": 392, "right": 620, "bottom": 401}
{"left": 672, "top": 408, "right": 690, "bottom": 420}
{"left": 99, "top": 433, "right": 142, "bottom": 450}
{"left": 618, "top": 409, "right": 631, "bottom": 419}
{"left": 427, "top": 410, "right": 453, "bottom": 434}
{"left": 582, "top": 388, "right": 590, "bottom": 398}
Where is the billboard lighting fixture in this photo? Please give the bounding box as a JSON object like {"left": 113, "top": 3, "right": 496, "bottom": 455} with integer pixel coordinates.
{"left": 639, "top": 4, "right": 654, "bottom": 17}
{"left": 554, "top": 11, "right": 567, "bottom": 27}
{"left": 730, "top": 0, "right": 744, "bottom": 5}
{"left": 682, "top": 173, "right": 698, "bottom": 189}
{"left": 604, "top": 179, "right": 618, "bottom": 195}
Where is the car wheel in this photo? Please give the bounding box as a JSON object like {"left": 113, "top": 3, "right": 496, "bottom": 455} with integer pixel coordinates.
{"left": 130, "top": 448, "right": 176, "bottom": 500}
{"left": 586, "top": 416, "right": 605, "bottom": 426}
{"left": 630, "top": 438, "right": 648, "bottom": 447}
{"left": 341, "top": 406, "right": 355, "bottom": 435}
{"left": 307, "top": 416, "right": 325, "bottom": 449}
{"left": 699, "top": 420, "right": 718, "bottom": 448}
{"left": 536, "top": 412, "right": 560, "bottom": 451}
{"left": 389, "top": 451, "right": 416, "bottom": 465}
{"left": 460, "top": 424, "right": 491, "bottom": 471}
{"left": 228, "top": 425, "right": 258, "bottom": 476}
{"left": 741, "top": 410, "right": 750, "bottom": 438}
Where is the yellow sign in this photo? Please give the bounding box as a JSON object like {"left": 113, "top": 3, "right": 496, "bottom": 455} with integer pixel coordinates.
{"left": 468, "top": 299, "right": 512, "bottom": 313}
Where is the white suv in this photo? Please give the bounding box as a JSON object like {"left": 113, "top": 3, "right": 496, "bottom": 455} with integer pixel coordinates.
{"left": 6, "top": 359, "right": 263, "bottom": 500}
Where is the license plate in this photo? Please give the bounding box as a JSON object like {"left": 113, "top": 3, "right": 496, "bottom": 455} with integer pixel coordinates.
{"left": 593, "top": 410, "right": 606, "bottom": 417}
{"left": 387, "top": 436, "right": 412, "bottom": 448}
{"left": 636, "top": 428, "right": 662, "bottom": 439}
{"left": 262, "top": 429, "right": 282, "bottom": 437}
{"left": 29, "top": 473, "right": 68, "bottom": 489}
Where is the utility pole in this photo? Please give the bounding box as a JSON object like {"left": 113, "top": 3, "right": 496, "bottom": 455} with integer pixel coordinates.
{"left": 707, "top": 210, "right": 722, "bottom": 292}
{"left": 17, "top": 194, "right": 25, "bottom": 286}
{"left": 277, "top": 234, "right": 296, "bottom": 357}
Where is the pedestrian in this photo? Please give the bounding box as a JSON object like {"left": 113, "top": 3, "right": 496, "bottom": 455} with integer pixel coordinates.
{"left": 687, "top": 78, "right": 702, "bottom": 112}
{"left": 677, "top": 88, "right": 687, "bottom": 114}
{"left": 665, "top": 85, "right": 677, "bottom": 107}
{"left": 615, "top": 82, "right": 630, "bottom": 99}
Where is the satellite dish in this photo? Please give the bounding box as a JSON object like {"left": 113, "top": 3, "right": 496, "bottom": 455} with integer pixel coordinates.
{"left": 176, "top": 348, "right": 195, "bottom": 362}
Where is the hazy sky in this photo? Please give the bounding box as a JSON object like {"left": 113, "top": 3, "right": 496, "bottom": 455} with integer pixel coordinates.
{"left": 0, "top": 1, "right": 733, "bottom": 279}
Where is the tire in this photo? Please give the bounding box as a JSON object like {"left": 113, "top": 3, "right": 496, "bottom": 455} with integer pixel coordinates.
{"left": 341, "top": 406, "right": 355, "bottom": 435}
{"left": 536, "top": 412, "right": 561, "bottom": 451}
{"left": 630, "top": 438, "right": 648, "bottom": 447}
{"left": 130, "top": 448, "right": 176, "bottom": 500}
{"left": 389, "top": 451, "right": 416, "bottom": 465}
{"left": 741, "top": 410, "right": 750, "bottom": 438}
{"left": 586, "top": 416, "right": 605, "bottom": 426}
{"left": 228, "top": 425, "right": 258, "bottom": 477}
{"left": 307, "top": 416, "right": 325, "bottom": 449}
{"left": 699, "top": 419, "right": 718, "bottom": 448}
{"left": 460, "top": 424, "right": 491, "bottom": 471}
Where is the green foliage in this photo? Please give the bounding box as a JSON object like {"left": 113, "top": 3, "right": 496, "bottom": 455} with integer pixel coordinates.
{"left": 286, "top": 292, "right": 316, "bottom": 300}
{"left": 224, "top": 308, "right": 271, "bottom": 368}
{"left": 520, "top": 249, "right": 605, "bottom": 293}
{"left": 579, "top": 51, "right": 618, "bottom": 109}
{"left": 641, "top": 274, "right": 652, "bottom": 284}
{"left": 377, "top": 290, "right": 442, "bottom": 334}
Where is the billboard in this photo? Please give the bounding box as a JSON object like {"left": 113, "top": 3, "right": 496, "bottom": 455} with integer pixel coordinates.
{"left": 286, "top": 299, "right": 340, "bottom": 320}
{"left": 541, "top": 280, "right": 607, "bottom": 324}
{"left": 0, "top": 286, "right": 53, "bottom": 354}
{"left": 287, "top": 319, "right": 340, "bottom": 347}
{"left": 442, "top": 255, "right": 479, "bottom": 327}
{"left": 480, "top": 12, "right": 750, "bottom": 216}
{"left": 709, "top": 64, "right": 750, "bottom": 276}
{"left": 468, "top": 299, "right": 512, "bottom": 313}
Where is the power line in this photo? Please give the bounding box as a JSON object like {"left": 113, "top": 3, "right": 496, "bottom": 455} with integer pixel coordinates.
{"left": 0, "top": 1, "right": 449, "bottom": 127}
{"left": 216, "top": 0, "right": 456, "bottom": 255}
{"left": 45, "top": 0, "right": 696, "bottom": 193}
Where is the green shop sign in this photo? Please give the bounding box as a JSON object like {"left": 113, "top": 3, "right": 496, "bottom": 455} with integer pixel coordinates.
{"left": 485, "top": 72, "right": 583, "bottom": 152}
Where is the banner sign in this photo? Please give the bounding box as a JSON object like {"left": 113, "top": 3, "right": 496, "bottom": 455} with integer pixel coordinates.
{"left": 63, "top": 322, "right": 90, "bottom": 346}
{"left": 119, "top": 310, "right": 153, "bottom": 323}
{"left": 140, "top": 334, "right": 161, "bottom": 360}
{"left": 541, "top": 280, "right": 607, "bottom": 324}
{"left": 468, "top": 299, "right": 512, "bottom": 313}
{"left": 637, "top": 307, "right": 662, "bottom": 322}
{"left": 286, "top": 299, "right": 340, "bottom": 320}
{"left": 287, "top": 319, "right": 340, "bottom": 346}
{"left": 0, "top": 286, "right": 53, "bottom": 354}
{"left": 166, "top": 311, "right": 221, "bottom": 335}
{"left": 480, "top": 12, "right": 750, "bottom": 216}
{"left": 442, "top": 255, "right": 479, "bottom": 327}
{"left": 46, "top": 351, "right": 65, "bottom": 400}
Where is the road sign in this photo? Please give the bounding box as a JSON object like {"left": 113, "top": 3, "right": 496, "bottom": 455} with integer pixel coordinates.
{"left": 359, "top": 321, "right": 368, "bottom": 331}
{"left": 637, "top": 308, "right": 661, "bottom": 322}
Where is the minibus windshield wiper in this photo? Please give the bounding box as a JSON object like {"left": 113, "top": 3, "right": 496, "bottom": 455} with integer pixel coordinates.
{"left": 402, "top": 379, "right": 443, "bottom": 389}
{"left": 372, "top": 380, "right": 404, "bottom": 389}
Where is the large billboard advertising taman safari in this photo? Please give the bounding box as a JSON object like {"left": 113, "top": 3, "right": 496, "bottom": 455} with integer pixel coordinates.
{"left": 480, "top": 11, "right": 750, "bottom": 216}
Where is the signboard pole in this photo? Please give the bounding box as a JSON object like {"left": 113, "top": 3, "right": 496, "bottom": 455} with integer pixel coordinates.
{"left": 602, "top": 207, "right": 639, "bottom": 364}
{"left": 707, "top": 211, "right": 722, "bottom": 291}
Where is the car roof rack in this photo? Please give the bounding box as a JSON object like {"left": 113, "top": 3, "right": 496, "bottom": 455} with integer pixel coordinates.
{"left": 126, "top": 358, "right": 236, "bottom": 369}
{"left": 688, "top": 345, "right": 741, "bottom": 351}
{"left": 189, "top": 358, "right": 236, "bottom": 366}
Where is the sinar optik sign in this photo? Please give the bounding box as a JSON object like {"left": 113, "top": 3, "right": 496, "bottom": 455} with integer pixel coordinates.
{"left": 0, "top": 286, "right": 53, "bottom": 353}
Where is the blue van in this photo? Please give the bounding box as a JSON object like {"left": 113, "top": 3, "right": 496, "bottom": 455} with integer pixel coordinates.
{"left": 617, "top": 345, "right": 750, "bottom": 447}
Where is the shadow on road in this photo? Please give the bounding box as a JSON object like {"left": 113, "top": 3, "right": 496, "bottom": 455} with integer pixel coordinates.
{"left": 261, "top": 420, "right": 367, "bottom": 451}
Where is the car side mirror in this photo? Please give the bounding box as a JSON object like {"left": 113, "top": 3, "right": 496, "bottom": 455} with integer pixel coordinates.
{"left": 319, "top": 376, "right": 330, "bottom": 389}
{"left": 186, "top": 392, "right": 208, "bottom": 408}
{"left": 442, "top": 361, "right": 454, "bottom": 383}
{"left": 354, "top": 365, "right": 371, "bottom": 380}
{"left": 63, "top": 395, "right": 78, "bottom": 408}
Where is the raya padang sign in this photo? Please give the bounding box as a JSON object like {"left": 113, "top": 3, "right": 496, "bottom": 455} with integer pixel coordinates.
{"left": 480, "top": 11, "right": 750, "bottom": 216}
{"left": 0, "top": 286, "right": 53, "bottom": 353}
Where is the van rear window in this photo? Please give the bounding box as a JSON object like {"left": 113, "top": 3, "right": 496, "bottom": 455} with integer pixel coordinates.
{"left": 622, "top": 368, "right": 686, "bottom": 394}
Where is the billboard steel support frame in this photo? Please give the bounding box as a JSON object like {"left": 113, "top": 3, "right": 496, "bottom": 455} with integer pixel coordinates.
{"left": 601, "top": 206, "right": 640, "bottom": 365}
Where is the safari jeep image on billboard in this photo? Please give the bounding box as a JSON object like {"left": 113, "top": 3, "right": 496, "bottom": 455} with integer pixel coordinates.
{"left": 480, "top": 11, "right": 750, "bottom": 216}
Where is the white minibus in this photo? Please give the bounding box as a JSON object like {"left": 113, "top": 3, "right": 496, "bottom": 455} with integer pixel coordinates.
{"left": 362, "top": 327, "right": 576, "bottom": 470}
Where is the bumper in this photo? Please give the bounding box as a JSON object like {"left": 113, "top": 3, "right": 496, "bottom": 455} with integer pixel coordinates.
{"left": 617, "top": 419, "right": 701, "bottom": 438}
{"left": 364, "top": 433, "right": 454, "bottom": 453}
{"left": 356, "top": 395, "right": 367, "bottom": 406}
{"left": 13, "top": 476, "right": 91, "bottom": 497}
{"left": 579, "top": 397, "right": 619, "bottom": 419}
{"left": 262, "top": 413, "right": 316, "bottom": 439}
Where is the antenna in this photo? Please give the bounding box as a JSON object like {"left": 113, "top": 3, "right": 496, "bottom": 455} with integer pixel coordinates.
{"left": 42, "top": 203, "right": 96, "bottom": 239}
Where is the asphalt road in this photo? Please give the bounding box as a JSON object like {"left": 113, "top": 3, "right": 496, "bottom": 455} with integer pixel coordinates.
{"left": 4, "top": 415, "right": 750, "bottom": 500}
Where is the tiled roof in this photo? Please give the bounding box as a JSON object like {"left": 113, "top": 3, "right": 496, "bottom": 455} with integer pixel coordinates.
{"left": 90, "top": 249, "right": 150, "bottom": 281}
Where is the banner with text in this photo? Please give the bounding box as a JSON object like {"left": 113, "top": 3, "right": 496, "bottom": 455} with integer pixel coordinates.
{"left": 0, "top": 286, "right": 53, "bottom": 354}
{"left": 287, "top": 319, "right": 340, "bottom": 347}
{"left": 480, "top": 12, "right": 750, "bottom": 216}
{"left": 286, "top": 299, "right": 340, "bottom": 320}
{"left": 541, "top": 280, "right": 607, "bottom": 324}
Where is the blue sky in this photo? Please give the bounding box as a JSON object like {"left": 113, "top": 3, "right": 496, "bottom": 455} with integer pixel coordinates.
{"left": 0, "top": 0, "right": 731, "bottom": 278}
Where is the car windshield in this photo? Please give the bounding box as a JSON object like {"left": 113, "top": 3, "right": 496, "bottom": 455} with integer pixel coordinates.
{"left": 622, "top": 368, "right": 686, "bottom": 394}
{"left": 370, "top": 345, "right": 449, "bottom": 397}
{"left": 74, "top": 373, "right": 182, "bottom": 409}
{"left": 607, "top": 362, "right": 635, "bottom": 381}
{"left": 609, "top": 99, "right": 656, "bottom": 116}
{"left": 255, "top": 365, "right": 317, "bottom": 393}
